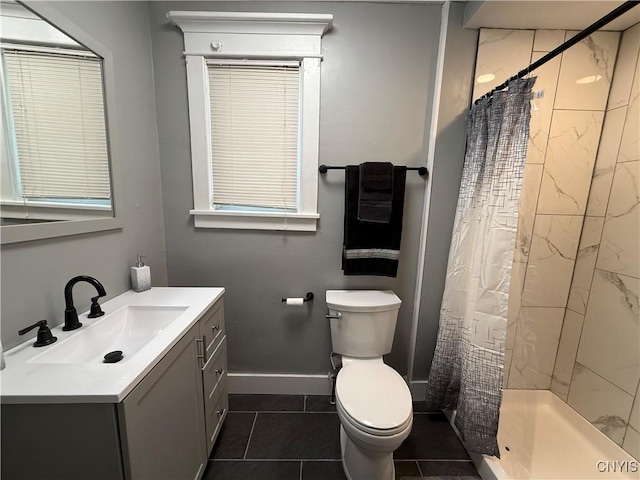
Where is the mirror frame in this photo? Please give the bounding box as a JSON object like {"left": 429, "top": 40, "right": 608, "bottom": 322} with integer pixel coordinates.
{"left": 0, "top": 1, "right": 123, "bottom": 244}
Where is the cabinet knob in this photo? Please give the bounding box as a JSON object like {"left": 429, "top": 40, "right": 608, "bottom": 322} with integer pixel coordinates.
{"left": 216, "top": 408, "right": 226, "bottom": 416}
{"left": 212, "top": 324, "right": 221, "bottom": 331}
{"left": 215, "top": 368, "right": 224, "bottom": 375}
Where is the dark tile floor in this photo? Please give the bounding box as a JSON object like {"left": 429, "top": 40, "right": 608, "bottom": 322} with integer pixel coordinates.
{"left": 203, "top": 394, "right": 481, "bottom": 480}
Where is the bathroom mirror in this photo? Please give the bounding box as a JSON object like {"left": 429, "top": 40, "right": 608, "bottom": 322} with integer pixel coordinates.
{"left": 0, "top": 1, "right": 121, "bottom": 244}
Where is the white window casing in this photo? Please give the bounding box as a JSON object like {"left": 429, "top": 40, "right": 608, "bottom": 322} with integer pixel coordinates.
{"left": 168, "top": 11, "right": 333, "bottom": 231}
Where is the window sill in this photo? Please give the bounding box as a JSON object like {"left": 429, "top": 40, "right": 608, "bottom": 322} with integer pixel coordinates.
{"left": 190, "top": 209, "right": 319, "bottom": 231}
{"left": 1, "top": 200, "right": 112, "bottom": 221}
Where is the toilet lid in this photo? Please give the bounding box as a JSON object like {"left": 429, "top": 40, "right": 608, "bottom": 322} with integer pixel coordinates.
{"left": 326, "top": 290, "right": 401, "bottom": 312}
{"left": 336, "top": 363, "right": 412, "bottom": 431}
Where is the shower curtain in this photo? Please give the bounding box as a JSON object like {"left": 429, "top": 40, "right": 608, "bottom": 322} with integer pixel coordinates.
{"left": 425, "top": 77, "right": 535, "bottom": 456}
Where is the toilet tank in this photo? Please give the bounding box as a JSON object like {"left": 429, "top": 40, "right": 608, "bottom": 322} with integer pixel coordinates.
{"left": 326, "top": 290, "right": 402, "bottom": 357}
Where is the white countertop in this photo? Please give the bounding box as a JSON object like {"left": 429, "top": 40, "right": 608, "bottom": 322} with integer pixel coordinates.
{"left": 1, "top": 287, "right": 224, "bottom": 404}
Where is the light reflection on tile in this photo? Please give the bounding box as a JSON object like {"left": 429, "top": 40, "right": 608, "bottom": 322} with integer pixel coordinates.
{"left": 555, "top": 31, "right": 619, "bottom": 111}
{"left": 597, "top": 161, "right": 640, "bottom": 279}
{"left": 506, "top": 258, "right": 524, "bottom": 352}
{"left": 576, "top": 269, "right": 640, "bottom": 395}
{"left": 608, "top": 23, "right": 640, "bottom": 111}
{"left": 537, "top": 110, "right": 604, "bottom": 215}
{"left": 567, "top": 216, "right": 604, "bottom": 314}
{"left": 618, "top": 64, "right": 640, "bottom": 163}
{"left": 586, "top": 107, "right": 627, "bottom": 216}
{"left": 504, "top": 348, "right": 513, "bottom": 388}
{"left": 514, "top": 164, "right": 544, "bottom": 264}
{"left": 568, "top": 363, "right": 634, "bottom": 446}
{"left": 551, "top": 309, "right": 584, "bottom": 401}
{"left": 473, "top": 29, "right": 534, "bottom": 98}
{"left": 522, "top": 215, "right": 582, "bottom": 307}
{"left": 527, "top": 53, "right": 561, "bottom": 165}
{"left": 508, "top": 306, "right": 564, "bottom": 389}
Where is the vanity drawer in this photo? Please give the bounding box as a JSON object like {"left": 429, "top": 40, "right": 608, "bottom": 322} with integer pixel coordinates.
{"left": 200, "top": 299, "right": 225, "bottom": 354}
{"left": 205, "top": 381, "right": 228, "bottom": 453}
{"left": 202, "top": 337, "right": 227, "bottom": 402}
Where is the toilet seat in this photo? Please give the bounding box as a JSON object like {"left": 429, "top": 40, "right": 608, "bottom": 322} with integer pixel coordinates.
{"left": 336, "top": 362, "right": 412, "bottom": 436}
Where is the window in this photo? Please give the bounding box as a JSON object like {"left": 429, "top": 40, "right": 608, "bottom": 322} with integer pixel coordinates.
{"left": 1, "top": 46, "right": 111, "bottom": 221}
{"left": 209, "top": 61, "right": 299, "bottom": 212}
{"left": 168, "top": 11, "right": 333, "bottom": 231}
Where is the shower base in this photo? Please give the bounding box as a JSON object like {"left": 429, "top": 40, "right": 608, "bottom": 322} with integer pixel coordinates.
{"left": 449, "top": 389, "right": 638, "bottom": 480}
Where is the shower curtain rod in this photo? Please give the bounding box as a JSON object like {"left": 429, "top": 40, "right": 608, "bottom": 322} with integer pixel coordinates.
{"left": 474, "top": 0, "right": 640, "bottom": 105}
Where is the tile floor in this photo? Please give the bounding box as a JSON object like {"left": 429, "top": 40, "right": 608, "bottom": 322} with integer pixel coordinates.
{"left": 202, "top": 394, "right": 481, "bottom": 480}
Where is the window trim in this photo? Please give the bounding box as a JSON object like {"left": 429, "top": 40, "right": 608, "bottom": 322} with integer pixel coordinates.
{"left": 168, "top": 11, "right": 332, "bottom": 231}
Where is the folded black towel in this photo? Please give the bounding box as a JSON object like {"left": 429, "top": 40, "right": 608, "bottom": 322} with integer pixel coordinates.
{"left": 343, "top": 165, "right": 406, "bottom": 277}
{"left": 358, "top": 162, "right": 394, "bottom": 224}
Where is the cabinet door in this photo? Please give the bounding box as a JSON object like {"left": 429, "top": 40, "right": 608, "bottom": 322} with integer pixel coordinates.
{"left": 119, "top": 324, "right": 207, "bottom": 480}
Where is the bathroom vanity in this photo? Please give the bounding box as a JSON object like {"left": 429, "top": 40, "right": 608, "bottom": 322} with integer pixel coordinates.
{"left": 1, "top": 288, "right": 227, "bottom": 480}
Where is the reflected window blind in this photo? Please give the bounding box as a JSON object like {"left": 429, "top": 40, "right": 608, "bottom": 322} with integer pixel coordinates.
{"left": 208, "top": 64, "right": 299, "bottom": 210}
{"left": 3, "top": 50, "right": 110, "bottom": 199}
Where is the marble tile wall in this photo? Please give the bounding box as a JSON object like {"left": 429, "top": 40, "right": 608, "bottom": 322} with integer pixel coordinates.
{"left": 477, "top": 27, "right": 619, "bottom": 392}
{"left": 474, "top": 24, "right": 639, "bottom": 460}
{"left": 558, "top": 23, "right": 639, "bottom": 458}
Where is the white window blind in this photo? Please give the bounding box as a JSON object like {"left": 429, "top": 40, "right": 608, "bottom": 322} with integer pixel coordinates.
{"left": 3, "top": 49, "right": 110, "bottom": 200}
{"left": 208, "top": 63, "right": 300, "bottom": 211}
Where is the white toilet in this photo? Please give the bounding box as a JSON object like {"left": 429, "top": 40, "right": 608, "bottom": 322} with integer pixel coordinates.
{"left": 326, "top": 290, "right": 413, "bottom": 480}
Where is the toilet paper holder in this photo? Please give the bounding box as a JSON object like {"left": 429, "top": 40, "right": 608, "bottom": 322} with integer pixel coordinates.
{"left": 281, "top": 292, "right": 314, "bottom": 304}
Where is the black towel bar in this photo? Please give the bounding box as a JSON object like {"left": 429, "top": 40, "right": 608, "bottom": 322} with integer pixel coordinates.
{"left": 319, "top": 164, "right": 428, "bottom": 177}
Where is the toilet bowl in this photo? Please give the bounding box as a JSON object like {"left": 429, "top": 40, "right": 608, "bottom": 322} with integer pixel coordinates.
{"left": 335, "top": 360, "right": 413, "bottom": 480}
{"left": 326, "top": 290, "right": 413, "bottom": 480}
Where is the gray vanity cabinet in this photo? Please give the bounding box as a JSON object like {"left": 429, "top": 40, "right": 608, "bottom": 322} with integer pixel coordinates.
{"left": 1, "top": 295, "right": 228, "bottom": 480}
{"left": 118, "top": 296, "right": 229, "bottom": 478}
{"left": 118, "top": 322, "right": 207, "bottom": 480}
{"left": 198, "top": 298, "right": 229, "bottom": 453}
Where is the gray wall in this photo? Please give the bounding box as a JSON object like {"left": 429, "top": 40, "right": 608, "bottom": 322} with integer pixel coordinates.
{"left": 0, "top": 1, "right": 167, "bottom": 349}
{"left": 149, "top": 1, "right": 441, "bottom": 375}
{"left": 412, "top": 2, "right": 478, "bottom": 381}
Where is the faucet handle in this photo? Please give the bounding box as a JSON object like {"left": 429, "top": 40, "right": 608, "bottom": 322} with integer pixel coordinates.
{"left": 88, "top": 296, "right": 105, "bottom": 319}
{"left": 18, "top": 320, "right": 57, "bottom": 348}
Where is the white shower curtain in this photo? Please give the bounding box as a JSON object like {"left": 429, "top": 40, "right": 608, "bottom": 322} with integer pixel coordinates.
{"left": 425, "top": 78, "right": 535, "bottom": 456}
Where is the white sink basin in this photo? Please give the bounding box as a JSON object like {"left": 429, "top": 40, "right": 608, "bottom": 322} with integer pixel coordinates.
{"left": 2, "top": 288, "right": 224, "bottom": 404}
{"left": 28, "top": 305, "right": 188, "bottom": 365}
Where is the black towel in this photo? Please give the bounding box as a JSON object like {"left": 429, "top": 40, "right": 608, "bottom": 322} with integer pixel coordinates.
{"left": 358, "top": 162, "right": 394, "bottom": 223}
{"left": 342, "top": 165, "right": 406, "bottom": 277}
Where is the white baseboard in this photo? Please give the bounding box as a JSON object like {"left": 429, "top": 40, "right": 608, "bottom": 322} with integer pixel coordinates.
{"left": 410, "top": 380, "right": 428, "bottom": 401}
{"left": 228, "top": 374, "right": 429, "bottom": 399}
{"left": 228, "top": 373, "right": 333, "bottom": 395}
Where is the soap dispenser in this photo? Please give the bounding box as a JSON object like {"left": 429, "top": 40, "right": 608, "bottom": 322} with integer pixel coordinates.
{"left": 131, "top": 254, "right": 151, "bottom": 292}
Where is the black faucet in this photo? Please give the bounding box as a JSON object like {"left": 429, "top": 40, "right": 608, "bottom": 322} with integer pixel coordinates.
{"left": 63, "top": 275, "right": 107, "bottom": 331}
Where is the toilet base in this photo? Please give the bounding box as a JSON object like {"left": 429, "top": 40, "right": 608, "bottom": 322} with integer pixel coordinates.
{"left": 340, "top": 426, "right": 396, "bottom": 480}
